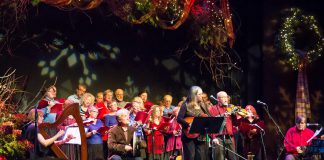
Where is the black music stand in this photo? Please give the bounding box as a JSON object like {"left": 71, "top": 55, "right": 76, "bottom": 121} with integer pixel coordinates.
{"left": 189, "top": 117, "right": 225, "bottom": 160}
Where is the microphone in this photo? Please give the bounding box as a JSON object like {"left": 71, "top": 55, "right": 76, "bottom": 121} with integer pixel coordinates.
{"left": 257, "top": 100, "right": 267, "bottom": 106}
{"left": 250, "top": 124, "right": 265, "bottom": 132}
{"left": 210, "top": 95, "right": 218, "bottom": 101}
{"left": 306, "top": 123, "right": 320, "bottom": 127}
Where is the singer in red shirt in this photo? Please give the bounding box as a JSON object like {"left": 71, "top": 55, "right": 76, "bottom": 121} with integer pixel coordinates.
{"left": 284, "top": 115, "right": 314, "bottom": 160}
{"left": 238, "top": 105, "right": 265, "bottom": 160}
{"left": 37, "top": 85, "right": 64, "bottom": 123}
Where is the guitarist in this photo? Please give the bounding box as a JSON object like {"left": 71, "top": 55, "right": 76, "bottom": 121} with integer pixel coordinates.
{"left": 284, "top": 115, "right": 314, "bottom": 160}
{"left": 177, "top": 86, "right": 211, "bottom": 160}
{"left": 209, "top": 91, "right": 237, "bottom": 160}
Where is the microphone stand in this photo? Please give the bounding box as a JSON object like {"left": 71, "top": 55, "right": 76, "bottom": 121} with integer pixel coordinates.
{"left": 214, "top": 104, "right": 228, "bottom": 160}
{"left": 34, "top": 105, "right": 38, "bottom": 159}
{"left": 210, "top": 95, "right": 227, "bottom": 160}
{"left": 261, "top": 104, "right": 287, "bottom": 160}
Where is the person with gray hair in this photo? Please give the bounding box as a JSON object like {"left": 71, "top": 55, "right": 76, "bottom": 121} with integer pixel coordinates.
{"left": 284, "top": 115, "right": 315, "bottom": 160}
{"left": 177, "top": 86, "right": 211, "bottom": 160}
{"left": 108, "top": 109, "right": 146, "bottom": 160}
{"left": 85, "top": 106, "right": 104, "bottom": 160}
{"left": 209, "top": 91, "right": 237, "bottom": 160}
{"left": 79, "top": 93, "right": 95, "bottom": 120}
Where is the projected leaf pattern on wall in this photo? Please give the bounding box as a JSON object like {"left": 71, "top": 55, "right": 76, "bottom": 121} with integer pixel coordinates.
{"left": 37, "top": 34, "right": 120, "bottom": 86}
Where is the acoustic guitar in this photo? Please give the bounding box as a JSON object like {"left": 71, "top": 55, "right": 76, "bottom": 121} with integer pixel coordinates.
{"left": 183, "top": 117, "right": 199, "bottom": 138}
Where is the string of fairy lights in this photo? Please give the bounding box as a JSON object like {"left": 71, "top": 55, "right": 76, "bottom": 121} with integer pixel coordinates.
{"left": 278, "top": 8, "right": 324, "bottom": 70}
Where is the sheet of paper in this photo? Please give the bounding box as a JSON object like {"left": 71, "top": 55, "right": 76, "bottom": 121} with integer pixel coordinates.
{"left": 63, "top": 127, "right": 88, "bottom": 145}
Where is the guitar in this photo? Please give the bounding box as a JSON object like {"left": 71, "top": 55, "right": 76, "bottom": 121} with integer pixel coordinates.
{"left": 183, "top": 117, "right": 199, "bottom": 138}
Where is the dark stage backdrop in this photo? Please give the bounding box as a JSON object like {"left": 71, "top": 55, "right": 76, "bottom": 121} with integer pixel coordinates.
{"left": 1, "top": 0, "right": 324, "bottom": 159}
{"left": 0, "top": 4, "right": 226, "bottom": 109}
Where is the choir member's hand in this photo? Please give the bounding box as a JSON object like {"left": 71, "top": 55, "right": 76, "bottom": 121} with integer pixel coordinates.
{"left": 200, "top": 113, "right": 208, "bottom": 117}
{"left": 57, "top": 130, "right": 66, "bottom": 137}
{"left": 212, "top": 138, "right": 220, "bottom": 145}
{"left": 321, "top": 135, "right": 324, "bottom": 140}
{"left": 224, "top": 112, "right": 231, "bottom": 117}
{"left": 125, "top": 145, "right": 133, "bottom": 151}
{"left": 48, "top": 100, "right": 56, "bottom": 108}
{"left": 296, "top": 146, "right": 304, "bottom": 154}
{"left": 91, "top": 130, "right": 97, "bottom": 135}
{"left": 65, "top": 134, "right": 75, "bottom": 142}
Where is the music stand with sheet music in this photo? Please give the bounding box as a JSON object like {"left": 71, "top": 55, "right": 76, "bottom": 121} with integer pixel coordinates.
{"left": 189, "top": 117, "right": 225, "bottom": 160}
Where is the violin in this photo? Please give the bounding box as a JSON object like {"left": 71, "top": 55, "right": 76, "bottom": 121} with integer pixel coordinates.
{"left": 226, "top": 104, "right": 248, "bottom": 117}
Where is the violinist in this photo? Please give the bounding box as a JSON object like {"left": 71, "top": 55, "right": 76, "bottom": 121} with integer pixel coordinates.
{"left": 209, "top": 91, "right": 236, "bottom": 160}
{"left": 238, "top": 105, "right": 265, "bottom": 160}
{"left": 37, "top": 85, "right": 64, "bottom": 123}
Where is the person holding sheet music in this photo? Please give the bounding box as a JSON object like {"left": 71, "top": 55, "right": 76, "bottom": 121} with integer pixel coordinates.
{"left": 177, "top": 86, "right": 211, "bottom": 160}
{"left": 104, "top": 101, "right": 118, "bottom": 128}
{"left": 129, "top": 97, "right": 145, "bottom": 127}
{"left": 37, "top": 85, "right": 64, "bottom": 123}
{"left": 80, "top": 93, "right": 96, "bottom": 120}
{"left": 24, "top": 109, "right": 73, "bottom": 159}
{"left": 85, "top": 106, "right": 104, "bottom": 160}
{"left": 138, "top": 89, "right": 154, "bottom": 112}
{"left": 209, "top": 91, "right": 237, "bottom": 160}
{"left": 57, "top": 100, "right": 81, "bottom": 160}
{"left": 96, "top": 89, "right": 114, "bottom": 121}
{"left": 145, "top": 105, "right": 165, "bottom": 160}
{"left": 164, "top": 107, "right": 182, "bottom": 160}
{"left": 284, "top": 115, "right": 314, "bottom": 160}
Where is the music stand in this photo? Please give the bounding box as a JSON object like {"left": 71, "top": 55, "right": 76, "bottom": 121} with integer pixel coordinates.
{"left": 189, "top": 117, "right": 225, "bottom": 160}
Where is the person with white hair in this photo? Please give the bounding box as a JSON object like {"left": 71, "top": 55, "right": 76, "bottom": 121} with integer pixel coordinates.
{"left": 85, "top": 106, "right": 104, "bottom": 160}
{"left": 209, "top": 91, "right": 237, "bottom": 160}
{"left": 108, "top": 109, "right": 146, "bottom": 160}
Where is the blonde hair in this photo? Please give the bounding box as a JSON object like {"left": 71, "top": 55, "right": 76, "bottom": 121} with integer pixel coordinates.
{"left": 132, "top": 96, "right": 145, "bottom": 111}
{"left": 149, "top": 105, "right": 161, "bottom": 122}
{"left": 27, "top": 109, "right": 44, "bottom": 121}
{"left": 81, "top": 93, "right": 95, "bottom": 106}
{"left": 104, "top": 89, "right": 113, "bottom": 97}
{"left": 185, "top": 86, "right": 202, "bottom": 110}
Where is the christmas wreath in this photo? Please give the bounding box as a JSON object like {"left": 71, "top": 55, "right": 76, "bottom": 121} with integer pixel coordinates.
{"left": 278, "top": 8, "right": 323, "bottom": 70}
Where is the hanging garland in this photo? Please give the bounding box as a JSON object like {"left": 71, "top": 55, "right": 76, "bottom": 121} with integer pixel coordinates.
{"left": 278, "top": 8, "right": 324, "bottom": 70}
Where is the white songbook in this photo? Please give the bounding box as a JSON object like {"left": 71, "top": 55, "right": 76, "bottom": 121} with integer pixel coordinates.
{"left": 63, "top": 127, "right": 88, "bottom": 145}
